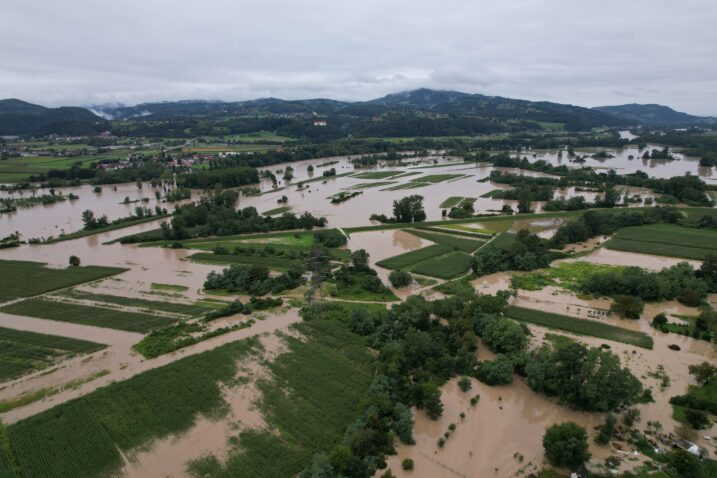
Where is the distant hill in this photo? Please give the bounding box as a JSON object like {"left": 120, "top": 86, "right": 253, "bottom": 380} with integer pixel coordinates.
{"left": 2, "top": 89, "right": 640, "bottom": 138}
{"left": 592, "top": 103, "right": 714, "bottom": 126}
{"left": 0, "top": 99, "right": 107, "bottom": 136}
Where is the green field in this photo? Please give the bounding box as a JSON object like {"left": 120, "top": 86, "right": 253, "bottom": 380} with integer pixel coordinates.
{"left": 606, "top": 224, "right": 717, "bottom": 260}
{"left": 439, "top": 196, "right": 464, "bottom": 208}
{"left": 0, "top": 148, "right": 138, "bottom": 182}
{"left": 348, "top": 181, "right": 397, "bottom": 189}
{"left": 6, "top": 338, "right": 259, "bottom": 478}
{"left": 504, "top": 305, "right": 653, "bottom": 349}
{"left": 351, "top": 170, "right": 405, "bottom": 180}
{"left": 409, "top": 251, "right": 474, "bottom": 279}
{"left": 1, "top": 299, "right": 176, "bottom": 333}
{"left": 0, "top": 260, "right": 126, "bottom": 302}
{"left": 376, "top": 244, "right": 450, "bottom": 270}
{"left": 407, "top": 229, "right": 485, "bottom": 252}
{"left": 410, "top": 173, "right": 465, "bottom": 183}
{"left": 0, "top": 327, "right": 106, "bottom": 381}
{"left": 55, "top": 289, "right": 208, "bottom": 316}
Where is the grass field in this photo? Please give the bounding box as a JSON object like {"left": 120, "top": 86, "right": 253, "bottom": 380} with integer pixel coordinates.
{"left": 348, "top": 181, "right": 397, "bottom": 189}
{"left": 510, "top": 261, "right": 624, "bottom": 292}
{"left": 45, "top": 215, "right": 168, "bottom": 243}
{"left": 1, "top": 299, "right": 176, "bottom": 333}
{"left": 6, "top": 338, "right": 259, "bottom": 477}
{"left": 351, "top": 170, "right": 405, "bottom": 180}
{"left": 150, "top": 283, "right": 188, "bottom": 292}
{"left": 504, "top": 305, "right": 653, "bottom": 349}
{"left": 55, "top": 289, "right": 208, "bottom": 316}
{"left": 376, "top": 244, "right": 450, "bottom": 270}
{"left": 409, "top": 251, "right": 474, "bottom": 279}
{"left": 407, "top": 229, "right": 485, "bottom": 252}
{"left": 0, "top": 260, "right": 126, "bottom": 302}
{"left": 606, "top": 224, "right": 717, "bottom": 260}
{"left": 0, "top": 327, "right": 106, "bottom": 382}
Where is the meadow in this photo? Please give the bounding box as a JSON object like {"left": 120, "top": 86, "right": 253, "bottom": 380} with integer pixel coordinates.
{"left": 1, "top": 299, "right": 176, "bottom": 333}
{"left": 606, "top": 223, "right": 717, "bottom": 260}
{"left": 0, "top": 260, "right": 126, "bottom": 302}
{"left": 504, "top": 305, "right": 654, "bottom": 349}
{"left": 189, "top": 252, "right": 304, "bottom": 270}
{"left": 0, "top": 326, "right": 106, "bottom": 381}
{"left": 409, "top": 251, "right": 473, "bottom": 279}
{"left": 376, "top": 244, "right": 450, "bottom": 270}
{"left": 407, "top": 229, "right": 485, "bottom": 252}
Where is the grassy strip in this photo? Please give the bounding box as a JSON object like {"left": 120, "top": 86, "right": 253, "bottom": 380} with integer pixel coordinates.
{"left": 295, "top": 172, "right": 352, "bottom": 186}
{"left": 351, "top": 170, "right": 405, "bottom": 180}
{"left": 55, "top": 289, "right": 208, "bottom": 316}
{"left": 410, "top": 173, "right": 464, "bottom": 183}
{"left": 261, "top": 206, "right": 292, "bottom": 216}
{"left": 189, "top": 252, "right": 303, "bottom": 271}
{"left": 0, "top": 370, "right": 109, "bottom": 413}
{"left": 409, "top": 251, "right": 474, "bottom": 279}
{"left": 376, "top": 244, "right": 450, "bottom": 270}
{"left": 406, "top": 229, "right": 485, "bottom": 252}
{"left": 0, "top": 327, "right": 106, "bottom": 382}
{"left": 7, "top": 338, "right": 258, "bottom": 477}
{"left": 0, "top": 260, "right": 126, "bottom": 302}
{"left": 381, "top": 182, "right": 428, "bottom": 191}
{"left": 504, "top": 305, "right": 654, "bottom": 349}
{"left": 480, "top": 189, "right": 504, "bottom": 198}
{"left": 1, "top": 299, "right": 176, "bottom": 333}
{"left": 439, "top": 196, "right": 464, "bottom": 208}
{"left": 44, "top": 215, "right": 169, "bottom": 243}
{"left": 348, "top": 181, "right": 397, "bottom": 190}
{"left": 416, "top": 225, "right": 493, "bottom": 239}
{"left": 151, "top": 283, "right": 188, "bottom": 292}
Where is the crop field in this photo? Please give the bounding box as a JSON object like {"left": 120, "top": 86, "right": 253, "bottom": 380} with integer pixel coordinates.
{"left": 158, "top": 230, "right": 316, "bottom": 249}
{"left": 55, "top": 289, "right": 208, "bottom": 316}
{"left": 0, "top": 260, "right": 126, "bottom": 302}
{"left": 0, "top": 148, "right": 138, "bottom": 182}
{"left": 1, "top": 299, "right": 176, "bottom": 333}
{"left": 381, "top": 182, "right": 428, "bottom": 191}
{"left": 351, "top": 170, "right": 405, "bottom": 180}
{"left": 510, "top": 261, "right": 624, "bottom": 292}
{"left": 376, "top": 244, "right": 450, "bottom": 270}
{"left": 407, "top": 229, "right": 485, "bottom": 252}
{"left": 195, "top": 319, "right": 374, "bottom": 477}
{"left": 0, "top": 326, "right": 106, "bottom": 381}
{"left": 606, "top": 223, "right": 717, "bottom": 260}
{"left": 5, "top": 338, "right": 259, "bottom": 477}
{"left": 189, "top": 252, "right": 304, "bottom": 270}
{"left": 410, "top": 173, "right": 464, "bottom": 183}
{"left": 409, "top": 251, "right": 473, "bottom": 279}
{"left": 504, "top": 305, "right": 654, "bottom": 349}
{"left": 418, "top": 225, "right": 493, "bottom": 239}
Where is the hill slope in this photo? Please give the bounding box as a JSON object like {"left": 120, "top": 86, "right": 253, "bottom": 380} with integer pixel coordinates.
{"left": 0, "top": 99, "right": 107, "bottom": 136}
{"left": 593, "top": 103, "right": 714, "bottom": 126}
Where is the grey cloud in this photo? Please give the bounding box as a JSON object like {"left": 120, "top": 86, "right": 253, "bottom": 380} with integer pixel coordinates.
{"left": 1, "top": 0, "right": 716, "bottom": 114}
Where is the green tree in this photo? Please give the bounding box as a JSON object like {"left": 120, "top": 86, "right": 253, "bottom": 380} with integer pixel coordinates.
{"left": 595, "top": 414, "right": 616, "bottom": 444}
{"left": 517, "top": 190, "right": 532, "bottom": 214}
{"left": 389, "top": 270, "right": 412, "bottom": 288}
{"left": 351, "top": 249, "right": 370, "bottom": 271}
{"left": 477, "top": 355, "right": 514, "bottom": 385}
{"left": 666, "top": 449, "right": 700, "bottom": 478}
{"left": 81, "top": 209, "right": 97, "bottom": 229}
{"left": 68, "top": 255, "right": 81, "bottom": 267}
{"left": 610, "top": 294, "right": 644, "bottom": 319}
{"left": 393, "top": 195, "right": 426, "bottom": 223}
{"left": 481, "top": 317, "right": 528, "bottom": 355}
{"left": 542, "top": 422, "right": 590, "bottom": 468}
{"left": 688, "top": 361, "right": 717, "bottom": 385}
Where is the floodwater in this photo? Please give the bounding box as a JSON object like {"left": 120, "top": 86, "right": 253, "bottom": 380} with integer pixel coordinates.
{"left": 0, "top": 181, "right": 198, "bottom": 239}
{"left": 572, "top": 247, "right": 702, "bottom": 271}
{"left": 514, "top": 144, "right": 715, "bottom": 181}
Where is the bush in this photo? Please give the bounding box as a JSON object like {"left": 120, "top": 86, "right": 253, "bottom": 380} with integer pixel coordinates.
{"left": 476, "top": 355, "right": 513, "bottom": 385}
{"left": 389, "top": 270, "right": 412, "bottom": 288}
{"left": 402, "top": 458, "right": 414, "bottom": 471}
{"left": 610, "top": 295, "right": 644, "bottom": 319}
{"left": 458, "top": 376, "right": 472, "bottom": 392}
{"left": 595, "top": 414, "right": 616, "bottom": 444}
{"left": 314, "top": 229, "right": 347, "bottom": 248}
{"left": 543, "top": 422, "right": 591, "bottom": 468}
{"left": 69, "top": 255, "right": 81, "bottom": 267}
{"left": 685, "top": 408, "right": 711, "bottom": 429}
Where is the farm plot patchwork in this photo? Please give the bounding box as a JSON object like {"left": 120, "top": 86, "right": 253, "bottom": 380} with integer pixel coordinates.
{"left": 0, "top": 327, "right": 106, "bottom": 382}
{"left": 606, "top": 224, "right": 717, "bottom": 260}
{"left": 504, "top": 305, "right": 653, "bottom": 349}
{"left": 351, "top": 170, "right": 405, "bottom": 180}
{"left": 54, "top": 289, "right": 209, "bottom": 316}
{"left": 0, "top": 260, "right": 126, "bottom": 302}
{"left": 0, "top": 299, "right": 176, "bottom": 333}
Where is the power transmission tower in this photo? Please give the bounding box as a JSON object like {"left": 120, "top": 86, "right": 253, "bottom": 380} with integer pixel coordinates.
{"left": 306, "top": 240, "right": 330, "bottom": 310}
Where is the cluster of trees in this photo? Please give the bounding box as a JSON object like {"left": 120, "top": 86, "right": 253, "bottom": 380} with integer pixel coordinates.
{"left": 80, "top": 206, "right": 166, "bottom": 231}
{"left": 159, "top": 190, "right": 326, "bottom": 239}
{"left": 389, "top": 270, "right": 412, "bottom": 288}
{"left": 525, "top": 341, "right": 645, "bottom": 411}
{"left": 332, "top": 250, "right": 393, "bottom": 297}
{"left": 473, "top": 229, "right": 565, "bottom": 276}
{"left": 179, "top": 166, "right": 259, "bottom": 189}
{"left": 314, "top": 228, "right": 347, "bottom": 248}
{"left": 203, "top": 263, "right": 304, "bottom": 295}
{"left": 580, "top": 261, "right": 717, "bottom": 308}
{"left": 371, "top": 195, "right": 427, "bottom": 224}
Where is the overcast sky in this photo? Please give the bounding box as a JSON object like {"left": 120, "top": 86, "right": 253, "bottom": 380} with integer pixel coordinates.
{"left": 2, "top": 0, "right": 716, "bottom": 114}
